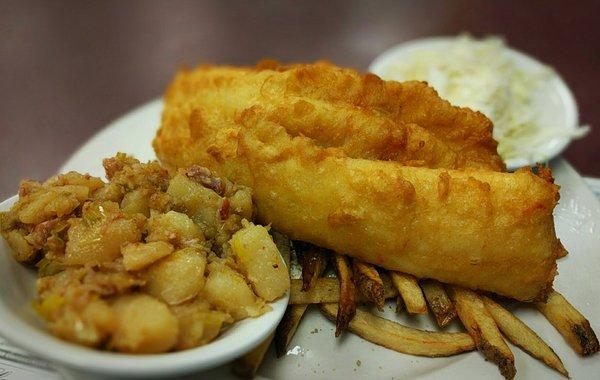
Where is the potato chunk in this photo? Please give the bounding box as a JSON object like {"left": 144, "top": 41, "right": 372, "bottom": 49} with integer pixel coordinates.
{"left": 92, "top": 182, "right": 124, "bottom": 203}
{"left": 146, "top": 211, "right": 204, "bottom": 246}
{"left": 64, "top": 217, "right": 141, "bottom": 265}
{"left": 145, "top": 248, "right": 207, "bottom": 305}
{"left": 44, "top": 172, "right": 105, "bottom": 192}
{"left": 47, "top": 298, "right": 116, "bottom": 348}
{"left": 120, "top": 189, "right": 150, "bottom": 216}
{"left": 171, "top": 299, "right": 232, "bottom": 349}
{"left": 202, "top": 261, "right": 268, "bottom": 320}
{"left": 167, "top": 173, "right": 223, "bottom": 238}
{"left": 109, "top": 294, "right": 178, "bottom": 353}
{"left": 81, "top": 200, "right": 121, "bottom": 225}
{"left": 230, "top": 221, "right": 290, "bottom": 301}
{"left": 18, "top": 185, "right": 89, "bottom": 224}
{"left": 122, "top": 241, "right": 174, "bottom": 271}
{"left": 229, "top": 188, "right": 254, "bottom": 220}
{"left": 3, "top": 229, "right": 36, "bottom": 263}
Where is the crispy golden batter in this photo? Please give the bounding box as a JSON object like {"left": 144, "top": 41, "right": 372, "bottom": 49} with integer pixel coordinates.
{"left": 155, "top": 102, "right": 560, "bottom": 301}
{"left": 156, "top": 61, "right": 504, "bottom": 170}
{"left": 154, "top": 62, "right": 561, "bottom": 301}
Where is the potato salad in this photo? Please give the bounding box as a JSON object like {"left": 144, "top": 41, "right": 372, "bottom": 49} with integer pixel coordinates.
{"left": 0, "top": 153, "right": 289, "bottom": 353}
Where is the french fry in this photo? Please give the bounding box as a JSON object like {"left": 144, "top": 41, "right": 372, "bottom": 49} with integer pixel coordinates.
{"left": 271, "top": 231, "right": 291, "bottom": 267}
{"left": 333, "top": 254, "right": 356, "bottom": 337}
{"left": 396, "top": 296, "right": 404, "bottom": 314}
{"left": 421, "top": 280, "right": 456, "bottom": 328}
{"left": 449, "top": 287, "right": 516, "bottom": 379}
{"left": 482, "top": 296, "right": 568, "bottom": 377}
{"left": 536, "top": 290, "right": 599, "bottom": 356}
{"left": 352, "top": 260, "right": 385, "bottom": 309}
{"left": 390, "top": 272, "right": 427, "bottom": 314}
{"left": 290, "top": 278, "right": 397, "bottom": 304}
{"left": 274, "top": 242, "right": 329, "bottom": 358}
{"left": 232, "top": 332, "right": 274, "bottom": 378}
{"left": 296, "top": 242, "right": 329, "bottom": 291}
{"left": 319, "top": 303, "right": 475, "bottom": 356}
{"left": 275, "top": 304, "right": 309, "bottom": 358}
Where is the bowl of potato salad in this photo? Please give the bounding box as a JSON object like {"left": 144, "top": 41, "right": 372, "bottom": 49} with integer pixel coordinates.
{"left": 0, "top": 153, "right": 290, "bottom": 378}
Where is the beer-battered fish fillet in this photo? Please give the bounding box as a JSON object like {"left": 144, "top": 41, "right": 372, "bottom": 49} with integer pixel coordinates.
{"left": 155, "top": 106, "right": 560, "bottom": 301}
{"left": 154, "top": 62, "right": 561, "bottom": 301}
{"left": 159, "top": 61, "right": 504, "bottom": 170}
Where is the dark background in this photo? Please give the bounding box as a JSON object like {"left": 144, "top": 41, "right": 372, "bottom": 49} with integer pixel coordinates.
{"left": 1, "top": 0, "right": 598, "bottom": 199}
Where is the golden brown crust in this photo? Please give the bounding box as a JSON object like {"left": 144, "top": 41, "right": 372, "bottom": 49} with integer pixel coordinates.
{"left": 155, "top": 61, "right": 503, "bottom": 171}
{"left": 154, "top": 62, "right": 562, "bottom": 302}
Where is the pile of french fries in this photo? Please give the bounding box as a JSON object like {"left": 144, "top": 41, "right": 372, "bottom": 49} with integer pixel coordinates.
{"left": 233, "top": 234, "right": 598, "bottom": 379}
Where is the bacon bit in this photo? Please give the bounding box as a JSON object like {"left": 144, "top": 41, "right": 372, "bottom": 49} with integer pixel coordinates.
{"left": 219, "top": 198, "right": 230, "bottom": 220}
{"left": 102, "top": 157, "right": 123, "bottom": 179}
{"left": 166, "top": 231, "right": 177, "bottom": 242}
{"left": 18, "top": 180, "right": 41, "bottom": 197}
{"left": 29, "top": 218, "right": 60, "bottom": 248}
{"left": 185, "top": 165, "right": 225, "bottom": 195}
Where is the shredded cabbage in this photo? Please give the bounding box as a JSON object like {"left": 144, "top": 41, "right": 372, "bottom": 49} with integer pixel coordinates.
{"left": 380, "top": 35, "right": 589, "bottom": 162}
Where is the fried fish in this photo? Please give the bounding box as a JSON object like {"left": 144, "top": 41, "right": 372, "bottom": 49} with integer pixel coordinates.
{"left": 158, "top": 61, "right": 504, "bottom": 170}
{"left": 154, "top": 63, "right": 561, "bottom": 301}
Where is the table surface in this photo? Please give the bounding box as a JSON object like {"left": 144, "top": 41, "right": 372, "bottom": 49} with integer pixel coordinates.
{"left": 1, "top": 0, "right": 598, "bottom": 199}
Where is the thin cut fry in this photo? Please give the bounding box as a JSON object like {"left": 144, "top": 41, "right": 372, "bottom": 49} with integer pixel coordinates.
{"left": 232, "top": 332, "right": 274, "bottom": 378}
{"left": 296, "top": 242, "right": 329, "bottom": 291}
{"left": 536, "top": 290, "right": 599, "bottom": 356}
{"left": 274, "top": 242, "right": 328, "bottom": 357}
{"left": 390, "top": 272, "right": 427, "bottom": 314}
{"left": 396, "top": 296, "right": 404, "bottom": 314}
{"left": 319, "top": 303, "right": 475, "bottom": 357}
{"left": 482, "top": 296, "right": 568, "bottom": 377}
{"left": 353, "top": 260, "right": 385, "bottom": 309}
{"left": 449, "top": 287, "right": 516, "bottom": 380}
{"left": 333, "top": 254, "right": 356, "bottom": 337}
{"left": 421, "top": 280, "right": 456, "bottom": 327}
{"left": 290, "top": 278, "right": 397, "bottom": 305}
{"left": 271, "top": 231, "right": 291, "bottom": 267}
{"left": 275, "top": 304, "right": 308, "bottom": 358}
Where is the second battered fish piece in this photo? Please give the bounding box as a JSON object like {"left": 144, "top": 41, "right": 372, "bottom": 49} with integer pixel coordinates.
{"left": 159, "top": 63, "right": 501, "bottom": 170}
{"left": 256, "top": 61, "right": 505, "bottom": 170}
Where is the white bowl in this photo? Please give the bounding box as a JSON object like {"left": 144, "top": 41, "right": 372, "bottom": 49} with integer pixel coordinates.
{"left": 0, "top": 195, "right": 289, "bottom": 379}
{"left": 368, "top": 36, "right": 580, "bottom": 170}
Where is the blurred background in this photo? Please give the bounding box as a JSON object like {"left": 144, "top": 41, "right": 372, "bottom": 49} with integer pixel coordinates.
{"left": 1, "top": 0, "right": 598, "bottom": 198}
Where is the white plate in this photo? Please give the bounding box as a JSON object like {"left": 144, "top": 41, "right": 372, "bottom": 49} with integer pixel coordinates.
{"left": 368, "top": 36, "right": 581, "bottom": 171}
{"left": 57, "top": 100, "right": 600, "bottom": 379}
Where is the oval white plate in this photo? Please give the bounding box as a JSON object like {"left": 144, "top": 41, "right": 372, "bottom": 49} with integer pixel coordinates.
{"left": 369, "top": 36, "right": 580, "bottom": 171}
{"left": 0, "top": 193, "right": 289, "bottom": 379}
{"left": 54, "top": 100, "right": 600, "bottom": 379}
